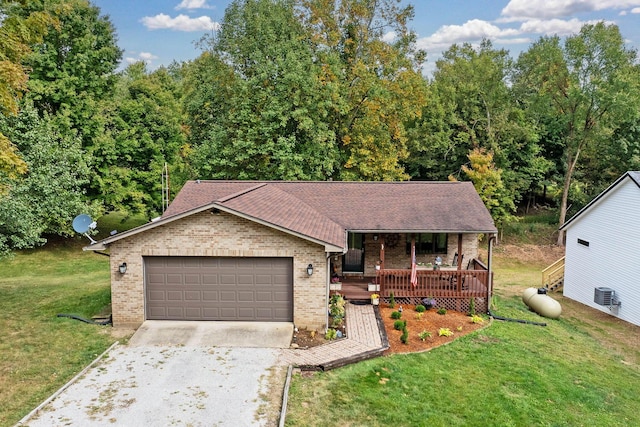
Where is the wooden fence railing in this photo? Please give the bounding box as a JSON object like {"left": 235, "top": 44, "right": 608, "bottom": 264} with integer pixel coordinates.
{"left": 378, "top": 268, "right": 490, "bottom": 299}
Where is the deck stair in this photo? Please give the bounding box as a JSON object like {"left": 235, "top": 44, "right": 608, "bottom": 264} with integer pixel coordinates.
{"left": 542, "top": 256, "right": 565, "bottom": 292}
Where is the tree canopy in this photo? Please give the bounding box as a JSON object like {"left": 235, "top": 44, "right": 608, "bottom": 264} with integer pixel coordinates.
{"left": 1, "top": 0, "right": 639, "bottom": 254}
{"left": 185, "top": 0, "right": 427, "bottom": 181}
{"left": 514, "top": 22, "right": 640, "bottom": 244}
{"left": 0, "top": 1, "right": 55, "bottom": 189}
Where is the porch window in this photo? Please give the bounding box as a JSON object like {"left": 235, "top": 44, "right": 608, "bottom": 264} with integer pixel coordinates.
{"left": 406, "top": 233, "right": 448, "bottom": 254}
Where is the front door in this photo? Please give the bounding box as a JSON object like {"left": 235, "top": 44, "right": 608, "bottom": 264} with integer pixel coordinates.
{"left": 343, "top": 233, "right": 364, "bottom": 273}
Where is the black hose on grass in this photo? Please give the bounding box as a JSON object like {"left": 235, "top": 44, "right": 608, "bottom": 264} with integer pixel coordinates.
{"left": 488, "top": 309, "right": 547, "bottom": 327}
{"left": 57, "top": 313, "right": 112, "bottom": 325}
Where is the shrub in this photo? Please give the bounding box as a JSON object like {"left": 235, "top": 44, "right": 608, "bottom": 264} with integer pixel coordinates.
{"left": 393, "top": 320, "right": 406, "bottom": 330}
{"left": 325, "top": 328, "right": 338, "bottom": 340}
{"left": 415, "top": 312, "right": 423, "bottom": 320}
{"left": 329, "top": 294, "right": 346, "bottom": 319}
{"left": 391, "top": 311, "right": 402, "bottom": 320}
{"left": 400, "top": 327, "right": 409, "bottom": 344}
{"left": 331, "top": 317, "right": 344, "bottom": 328}
{"left": 468, "top": 297, "right": 476, "bottom": 316}
{"left": 437, "top": 307, "right": 447, "bottom": 315}
{"left": 438, "top": 328, "right": 453, "bottom": 337}
{"left": 389, "top": 292, "right": 396, "bottom": 308}
{"left": 415, "top": 305, "right": 426, "bottom": 313}
{"left": 422, "top": 297, "right": 437, "bottom": 309}
{"left": 418, "top": 330, "right": 431, "bottom": 341}
{"left": 470, "top": 314, "right": 485, "bottom": 324}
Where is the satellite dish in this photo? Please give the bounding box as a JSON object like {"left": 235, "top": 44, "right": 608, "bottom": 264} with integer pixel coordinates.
{"left": 72, "top": 214, "right": 97, "bottom": 243}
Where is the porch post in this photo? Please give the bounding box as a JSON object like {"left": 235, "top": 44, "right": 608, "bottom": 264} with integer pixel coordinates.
{"left": 379, "top": 238, "right": 385, "bottom": 290}
{"left": 457, "top": 233, "right": 463, "bottom": 270}
{"left": 410, "top": 235, "right": 417, "bottom": 287}
{"left": 487, "top": 234, "right": 496, "bottom": 313}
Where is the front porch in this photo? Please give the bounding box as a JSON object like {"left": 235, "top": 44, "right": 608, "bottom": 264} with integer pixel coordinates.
{"left": 333, "top": 259, "right": 491, "bottom": 313}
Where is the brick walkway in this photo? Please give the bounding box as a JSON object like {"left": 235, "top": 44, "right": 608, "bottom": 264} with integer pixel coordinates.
{"left": 280, "top": 303, "right": 387, "bottom": 369}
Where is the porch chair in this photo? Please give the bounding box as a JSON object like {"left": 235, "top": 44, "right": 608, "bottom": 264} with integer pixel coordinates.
{"left": 452, "top": 252, "right": 464, "bottom": 267}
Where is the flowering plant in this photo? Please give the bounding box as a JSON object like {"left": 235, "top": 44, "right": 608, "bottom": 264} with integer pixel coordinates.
{"left": 422, "top": 297, "right": 437, "bottom": 309}
{"left": 331, "top": 276, "right": 341, "bottom": 283}
{"left": 370, "top": 294, "right": 380, "bottom": 299}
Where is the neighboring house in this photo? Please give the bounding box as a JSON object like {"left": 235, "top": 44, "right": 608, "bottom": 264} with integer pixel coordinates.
{"left": 86, "top": 181, "right": 497, "bottom": 331}
{"left": 560, "top": 171, "right": 640, "bottom": 327}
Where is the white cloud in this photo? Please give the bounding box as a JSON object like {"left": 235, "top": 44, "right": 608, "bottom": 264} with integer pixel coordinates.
{"left": 417, "top": 19, "right": 519, "bottom": 52}
{"left": 494, "top": 37, "right": 532, "bottom": 45}
{"left": 175, "top": 0, "right": 211, "bottom": 10}
{"left": 124, "top": 52, "right": 159, "bottom": 65}
{"left": 632, "top": 6, "right": 640, "bottom": 12}
{"left": 519, "top": 18, "right": 604, "bottom": 35}
{"left": 139, "top": 52, "right": 159, "bottom": 61}
{"left": 382, "top": 31, "right": 396, "bottom": 43}
{"left": 500, "top": 0, "right": 640, "bottom": 21}
{"left": 141, "top": 13, "right": 219, "bottom": 32}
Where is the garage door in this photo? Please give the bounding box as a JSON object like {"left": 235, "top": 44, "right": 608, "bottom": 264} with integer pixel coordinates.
{"left": 144, "top": 257, "right": 293, "bottom": 321}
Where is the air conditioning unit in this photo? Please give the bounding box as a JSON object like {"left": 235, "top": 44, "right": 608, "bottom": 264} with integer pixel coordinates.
{"left": 594, "top": 287, "right": 614, "bottom": 306}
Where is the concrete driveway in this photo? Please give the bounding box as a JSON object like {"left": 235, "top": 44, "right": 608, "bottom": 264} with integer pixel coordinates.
{"left": 21, "top": 322, "right": 293, "bottom": 426}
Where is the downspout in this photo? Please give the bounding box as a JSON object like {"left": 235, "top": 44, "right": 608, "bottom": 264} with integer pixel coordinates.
{"left": 326, "top": 252, "right": 332, "bottom": 332}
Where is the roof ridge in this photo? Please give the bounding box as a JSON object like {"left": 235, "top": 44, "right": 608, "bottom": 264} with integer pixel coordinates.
{"left": 216, "top": 183, "right": 268, "bottom": 203}
{"left": 219, "top": 184, "right": 346, "bottom": 247}
{"left": 262, "top": 184, "right": 344, "bottom": 228}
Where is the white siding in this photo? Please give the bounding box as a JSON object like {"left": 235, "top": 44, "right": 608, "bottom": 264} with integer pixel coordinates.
{"left": 564, "top": 177, "right": 640, "bottom": 326}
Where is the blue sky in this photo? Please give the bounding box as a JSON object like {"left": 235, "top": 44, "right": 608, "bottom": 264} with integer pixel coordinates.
{"left": 92, "top": 0, "right": 640, "bottom": 75}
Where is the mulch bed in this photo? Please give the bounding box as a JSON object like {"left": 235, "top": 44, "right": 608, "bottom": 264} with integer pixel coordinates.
{"left": 291, "top": 303, "right": 487, "bottom": 354}
{"left": 379, "top": 303, "right": 487, "bottom": 354}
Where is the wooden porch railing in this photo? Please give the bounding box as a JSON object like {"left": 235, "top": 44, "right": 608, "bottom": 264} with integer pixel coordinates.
{"left": 542, "top": 256, "right": 565, "bottom": 292}
{"left": 377, "top": 268, "right": 490, "bottom": 299}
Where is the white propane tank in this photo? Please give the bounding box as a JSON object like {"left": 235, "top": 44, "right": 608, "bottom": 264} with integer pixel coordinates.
{"left": 522, "top": 287, "right": 538, "bottom": 306}
{"left": 522, "top": 288, "right": 562, "bottom": 319}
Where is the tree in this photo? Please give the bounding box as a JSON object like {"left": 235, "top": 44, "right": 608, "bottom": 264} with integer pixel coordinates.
{"left": 186, "top": 0, "right": 427, "bottom": 181}
{"left": 0, "top": 1, "right": 54, "bottom": 189}
{"left": 302, "top": 0, "right": 427, "bottom": 180}
{"left": 0, "top": 105, "right": 99, "bottom": 257}
{"left": 21, "top": 0, "right": 122, "bottom": 147}
{"left": 514, "top": 23, "right": 640, "bottom": 245}
{"left": 407, "top": 40, "right": 546, "bottom": 210}
{"left": 458, "top": 148, "right": 515, "bottom": 230}
{"left": 185, "top": 0, "right": 337, "bottom": 180}
{"left": 92, "top": 62, "right": 188, "bottom": 216}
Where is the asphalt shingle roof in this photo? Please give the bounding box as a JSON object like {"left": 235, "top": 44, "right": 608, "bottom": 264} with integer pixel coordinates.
{"left": 161, "top": 180, "right": 497, "bottom": 249}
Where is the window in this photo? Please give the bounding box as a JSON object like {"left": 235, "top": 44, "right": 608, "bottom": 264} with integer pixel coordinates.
{"left": 406, "top": 233, "right": 448, "bottom": 254}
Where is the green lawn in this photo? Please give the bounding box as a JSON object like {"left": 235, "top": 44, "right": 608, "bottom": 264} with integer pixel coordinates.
{"left": 0, "top": 212, "right": 147, "bottom": 427}
{"left": 285, "top": 253, "right": 640, "bottom": 427}
{"left": 2, "top": 218, "right": 639, "bottom": 426}
{"left": 0, "top": 243, "right": 112, "bottom": 426}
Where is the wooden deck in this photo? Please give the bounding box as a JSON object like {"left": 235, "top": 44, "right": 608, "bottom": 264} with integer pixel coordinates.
{"left": 333, "top": 277, "right": 378, "bottom": 301}
{"left": 333, "top": 262, "right": 492, "bottom": 313}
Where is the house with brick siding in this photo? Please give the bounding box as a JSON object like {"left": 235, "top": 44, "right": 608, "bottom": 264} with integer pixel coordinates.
{"left": 86, "top": 181, "right": 497, "bottom": 331}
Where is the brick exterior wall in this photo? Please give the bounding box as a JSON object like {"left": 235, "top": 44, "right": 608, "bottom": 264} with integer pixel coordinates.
{"left": 109, "top": 211, "right": 327, "bottom": 330}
